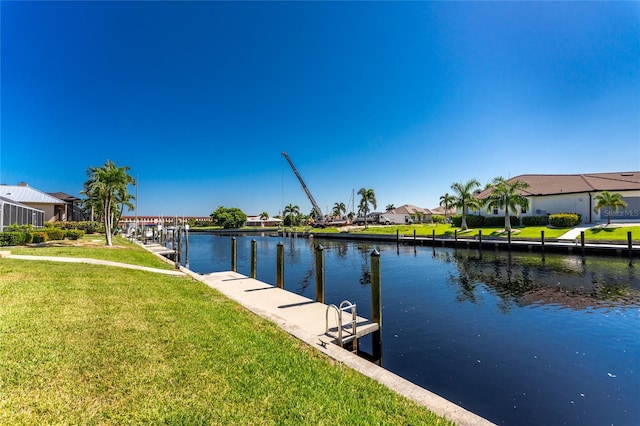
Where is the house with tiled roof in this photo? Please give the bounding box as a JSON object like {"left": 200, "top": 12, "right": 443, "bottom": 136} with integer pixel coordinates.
{"left": 474, "top": 172, "right": 640, "bottom": 223}
{"left": 382, "top": 204, "right": 432, "bottom": 224}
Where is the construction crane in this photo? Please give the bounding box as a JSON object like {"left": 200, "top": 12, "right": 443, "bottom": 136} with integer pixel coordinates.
{"left": 281, "top": 152, "right": 324, "bottom": 219}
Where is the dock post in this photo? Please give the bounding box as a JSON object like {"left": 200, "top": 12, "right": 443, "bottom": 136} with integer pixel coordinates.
{"left": 478, "top": 230, "right": 482, "bottom": 252}
{"left": 628, "top": 231, "right": 633, "bottom": 261}
{"left": 396, "top": 229, "right": 400, "bottom": 244}
{"left": 370, "top": 249, "right": 382, "bottom": 365}
{"left": 371, "top": 249, "right": 382, "bottom": 326}
{"left": 231, "top": 237, "right": 237, "bottom": 272}
{"left": 541, "top": 230, "right": 545, "bottom": 260}
{"left": 184, "top": 225, "right": 189, "bottom": 268}
{"left": 315, "top": 244, "right": 325, "bottom": 303}
{"left": 276, "top": 241, "right": 284, "bottom": 289}
{"left": 580, "top": 231, "right": 585, "bottom": 256}
{"left": 250, "top": 239, "right": 257, "bottom": 279}
{"left": 454, "top": 229, "right": 458, "bottom": 247}
{"left": 432, "top": 229, "right": 435, "bottom": 246}
{"left": 508, "top": 230, "right": 511, "bottom": 251}
{"left": 174, "top": 228, "right": 179, "bottom": 269}
{"left": 413, "top": 229, "right": 416, "bottom": 245}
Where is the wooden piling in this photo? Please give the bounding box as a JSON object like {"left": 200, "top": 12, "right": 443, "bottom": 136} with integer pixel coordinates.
{"left": 315, "top": 244, "right": 325, "bottom": 303}
{"left": 628, "top": 231, "right": 633, "bottom": 260}
{"left": 581, "top": 231, "right": 585, "bottom": 256}
{"left": 250, "top": 239, "right": 257, "bottom": 279}
{"left": 370, "top": 249, "right": 381, "bottom": 326}
{"left": 231, "top": 237, "right": 237, "bottom": 272}
{"left": 276, "top": 241, "right": 284, "bottom": 289}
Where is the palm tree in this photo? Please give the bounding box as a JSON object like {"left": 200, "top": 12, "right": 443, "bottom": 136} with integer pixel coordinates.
{"left": 332, "top": 202, "right": 346, "bottom": 218}
{"left": 594, "top": 191, "right": 627, "bottom": 225}
{"left": 283, "top": 203, "right": 300, "bottom": 226}
{"left": 439, "top": 193, "right": 455, "bottom": 221}
{"left": 484, "top": 176, "right": 530, "bottom": 232}
{"left": 82, "top": 160, "right": 135, "bottom": 246}
{"left": 385, "top": 204, "right": 395, "bottom": 212}
{"left": 451, "top": 179, "right": 480, "bottom": 231}
{"left": 358, "top": 188, "right": 377, "bottom": 228}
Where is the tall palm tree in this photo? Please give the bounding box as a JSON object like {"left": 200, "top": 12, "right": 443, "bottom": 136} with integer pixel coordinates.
{"left": 484, "top": 176, "right": 530, "bottom": 232}
{"left": 283, "top": 203, "right": 300, "bottom": 226}
{"left": 451, "top": 179, "right": 480, "bottom": 231}
{"left": 82, "top": 160, "right": 135, "bottom": 246}
{"left": 332, "top": 202, "right": 346, "bottom": 218}
{"left": 439, "top": 193, "right": 455, "bottom": 221}
{"left": 594, "top": 191, "right": 627, "bottom": 225}
{"left": 358, "top": 188, "right": 377, "bottom": 228}
{"left": 385, "top": 204, "right": 395, "bottom": 212}
{"left": 260, "top": 211, "right": 269, "bottom": 221}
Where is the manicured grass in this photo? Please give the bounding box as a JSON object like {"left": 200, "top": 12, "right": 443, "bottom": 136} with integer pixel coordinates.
{"left": 8, "top": 235, "right": 175, "bottom": 270}
{"left": 586, "top": 225, "right": 640, "bottom": 241}
{"left": 0, "top": 252, "right": 451, "bottom": 424}
{"left": 313, "top": 223, "right": 640, "bottom": 241}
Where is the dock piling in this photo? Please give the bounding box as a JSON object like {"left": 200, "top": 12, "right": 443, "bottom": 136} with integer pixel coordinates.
{"left": 250, "top": 239, "right": 257, "bottom": 279}
{"left": 315, "top": 244, "right": 325, "bottom": 303}
{"left": 276, "top": 241, "right": 284, "bottom": 289}
{"left": 231, "top": 237, "right": 237, "bottom": 272}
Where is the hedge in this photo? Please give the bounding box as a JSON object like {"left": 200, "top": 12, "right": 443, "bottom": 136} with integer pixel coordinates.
{"left": 451, "top": 214, "right": 485, "bottom": 228}
{"left": 64, "top": 229, "right": 85, "bottom": 240}
{"left": 31, "top": 232, "right": 48, "bottom": 243}
{"left": 522, "top": 215, "right": 549, "bottom": 226}
{"left": 484, "top": 216, "right": 519, "bottom": 227}
{"left": 0, "top": 232, "right": 28, "bottom": 247}
{"left": 549, "top": 213, "right": 581, "bottom": 227}
{"left": 53, "top": 221, "right": 104, "bottom": 233}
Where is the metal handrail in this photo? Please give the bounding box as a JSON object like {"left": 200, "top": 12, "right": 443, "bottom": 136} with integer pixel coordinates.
{"left": 325, "top": 300, "right": 357, "bottom": 349}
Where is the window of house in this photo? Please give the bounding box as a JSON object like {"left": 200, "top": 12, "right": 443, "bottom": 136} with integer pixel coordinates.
{"left": 521, "top": 206, "right": 527, "bottom": 214}
{"left": 493, "top": 208, "right": 498, "bottom": 215}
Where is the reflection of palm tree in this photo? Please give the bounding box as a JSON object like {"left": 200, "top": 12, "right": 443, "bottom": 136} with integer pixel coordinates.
{"left": 594, "top": 191, "right": 627, "bottom": 225}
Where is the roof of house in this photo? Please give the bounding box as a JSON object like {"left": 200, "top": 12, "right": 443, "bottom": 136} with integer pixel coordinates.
{"left": 47, "top": 191, "right": 81, "bottom": 202}
{"left": 386, "top": 204, "right": 432, "bottom": 215}
{"left": 475, "top": 172, "right": 640, "bottom": 198}
{"left": 0, "top": 184, "right": 65, "bottom": 205}
{"left": 0, "top": 195, "right": 42, "bottom": 210}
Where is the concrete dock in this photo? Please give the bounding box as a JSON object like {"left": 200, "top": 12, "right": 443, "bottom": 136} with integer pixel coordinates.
{"left": 198, "top": 270, "right": 379, "bottom": 347}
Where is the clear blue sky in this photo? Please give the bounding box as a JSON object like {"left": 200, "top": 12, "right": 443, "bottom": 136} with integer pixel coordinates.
{"left": 2, "top": 1, "right": 639, "bottom": 217}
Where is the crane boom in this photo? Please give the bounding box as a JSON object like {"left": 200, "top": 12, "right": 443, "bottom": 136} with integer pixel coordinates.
{"left": 281, "top": 152, "right": 323, "bottom": 218}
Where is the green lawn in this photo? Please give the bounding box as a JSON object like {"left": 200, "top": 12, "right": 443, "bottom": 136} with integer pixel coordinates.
{"left": 0, "top": 242, "right": 451, "bottom": 424}
{"left": 7, "top": 235, "right": 175, "bottom": 270}
{"left": 311, "top": 223, "right": 640, "bottom": 242}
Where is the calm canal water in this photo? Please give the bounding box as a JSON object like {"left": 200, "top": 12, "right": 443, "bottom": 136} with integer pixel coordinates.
{"left": 181, "top": 232, "right": 639, "bottom": 426}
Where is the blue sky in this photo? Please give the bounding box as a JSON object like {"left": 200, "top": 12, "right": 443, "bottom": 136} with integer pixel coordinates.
{"left": 1, "top": 1, "right": 639, "bottom": 217}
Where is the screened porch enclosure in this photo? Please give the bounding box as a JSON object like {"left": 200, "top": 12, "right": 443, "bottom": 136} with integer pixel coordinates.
{"left": 0, "top": 196, "right": 45, "bottom": 231}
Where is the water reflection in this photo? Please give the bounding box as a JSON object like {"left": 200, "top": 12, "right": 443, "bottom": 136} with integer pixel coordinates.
{"left": 445, "top": 249, "right": 640, "bottom": 310}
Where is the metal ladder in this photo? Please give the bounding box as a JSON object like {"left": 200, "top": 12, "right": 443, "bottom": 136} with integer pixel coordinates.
{"left": 325, "top": 300, "right": 358, "bottom": 352}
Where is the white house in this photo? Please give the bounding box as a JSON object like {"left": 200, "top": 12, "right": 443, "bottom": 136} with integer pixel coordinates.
{"left": 0, "top": 183, "right": 66, "bottom": 223}
{"left": 474, "top": 172, "right": 640, "bottom": 224}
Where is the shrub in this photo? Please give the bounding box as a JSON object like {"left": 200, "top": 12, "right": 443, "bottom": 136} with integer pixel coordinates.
{"left": 549, "top": 213, "right": 581, "bottom": 227}
{"left": 65, "top": 229, "right": 85, "bottom": 240}
{"left": 484, "top": 216, "right": 519, "bottom": 227}
{"left": 44, "top": 228, "right": 65, "bottom": 241}
{"left": 522, "top": 215, "right": 549, "bottom": 226}
{"left": 23, "top": 232, "right": 33, "bottom": 244}
{"left": 451, "top": 214, "right": 485, "bottom": 228}
{"left": 0, "top": 232, "right": 28, "bottom": 246}
{"left": 54, "top": 221, "right": 103, "bottom": 233}
{"left": 31, "top": 232, "right": 48, "bottom": 243}
{"left": 431, "top": 215, "right": 446, "bottom": 224}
